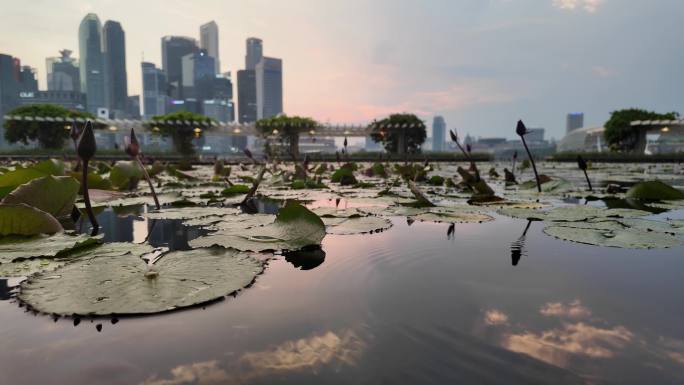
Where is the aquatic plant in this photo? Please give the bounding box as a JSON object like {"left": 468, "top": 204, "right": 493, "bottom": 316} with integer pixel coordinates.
{"left": 576, "top": 155, "right": 592, "bottom": 191}
{"left": 516, "top": 120, "right": 541, "bottom": 193}
{"left": 125, "top": 128, "right": 160, "bottom": 209}
{"left": 76, "top": 121, "right": 99, "bottom": 234}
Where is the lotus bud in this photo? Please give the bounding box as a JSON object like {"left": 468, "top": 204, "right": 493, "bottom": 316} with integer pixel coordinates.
{"left": 516, "top": 120, "right": 528, "bottom": 136}
{"left": 77, "top": 121, "right": 96, "bottom": 161}
{"left": 125, "top": 128, "right": 140, "bottom": 157}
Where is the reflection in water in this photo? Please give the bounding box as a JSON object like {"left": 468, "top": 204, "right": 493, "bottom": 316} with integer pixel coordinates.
{"left": 446, "top": 223, "right": 455, "bottom": 239}
{"left": 510, "top": 220, "right": 533, "bottom": 266}
{"left": 141, "top": 329, "right": 364, "bottom": 385}
{"left": 0, "top": 279, "right": 10, "bottom": 300}
{"left": 540, "top": 299, "right": 591, "bottom": 319}
{"left": 484, "top": 309, "right": 509, "bottom": 326}
{"left": 283, "top": 246, "right": 326, "bottom": 270}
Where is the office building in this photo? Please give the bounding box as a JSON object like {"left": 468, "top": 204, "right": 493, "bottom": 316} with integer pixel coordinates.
{"left": 47, "top": 50, "right": 80, "bottom": 91}
{"left": 245, "top": 37, "right": 263, "bottom": 70}
{"left": 566, "top": 113, "right": 584, "bottom": 134}
{"left": 79, "top": 13, "right": 106, "bottom": 114}
{"left": 103, "top": 20, "right": 128, "bottom": 114}
{"left": 255, "top": 57, "right": 282, "bottom": 119}
{"left": 526, "top": 128, "right": 545, "bottom": 143}
{"left": 0, "top": 54, "right": 20, "bottom": 148}
{"left": 18, "top": 66, "right": 38, "bottom": 93}
{"left": 200, "top": 21, "right": 220, "bottom": 73}
{"left": 126, "top": 95, "right": 140, "bottom": 118}
{"left": 203, "top": 99, "right": 233, "bottom": 122}
{"left": 237, "top": 69, "right": 257, "bottom": 123}
{"left": 161, "top": 36, "right": 197, "bottom": 99}
{"left": 141, "top": 62, "right": 168, "bottom": 118}
{"left": 181, "top": 49, "right": 215, "bottom": 100}
{"left": 17, "top": 90, "right": 87, "bottom": 111}
{"left": 432, "top": 116, "right": 446, "bottom": 152}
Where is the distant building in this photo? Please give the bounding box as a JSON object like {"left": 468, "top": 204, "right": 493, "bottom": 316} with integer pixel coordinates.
{"left": 47, "top": 50, "right": 80, "bottom": 91}
{"left": 200, "top": 21, "right": 220, "bottom": 73}
{"left": 161, "top": 36, "right": 198, "bottom": 99}
{"left": 203, "top": 99, "right": 233, "bottom": 122}
{"left": 566, "top": 113, "right": 584, "bottom": 134}
{"left": 103, "top": 20, "right": 128, "bottom": 115}
{"left": 245, "top": 37, "right": 263, "bottom": 70}
{"left": 126, "top": 95, "right": 140, "bottom": 118}
{"left": 181, "top": 49, "right": 216, "bottom": 100}
{"left": 237, "top": 69, "right": 257, "bottom": 123}
{"left": 0, "top": 54, "right": 20, "bottom": 148}
{"left": 256, "top": 57, "right": 283, "bottom": 119}
{"left": 141, "top": 62, "right": 168, "bottom": 118}
{"left": 558, "top": 126, "right": 605, "bottom": 153}
{"left": 79, "top": 13, "right": 106, "bottom": 114}
{"left": 525, "top": 128, "right": 545, "bottom": 143}
{"left": 17, "top": 90, "right": 87, "bottom": 111}
{"left": 365, "top": 135, "right": 383, "bottom": 151}
{"left": 432, "top": 116, "right": 446, "bottom": 152}
{"left": 18, "top": 66, "right": 38, "bottom": 93}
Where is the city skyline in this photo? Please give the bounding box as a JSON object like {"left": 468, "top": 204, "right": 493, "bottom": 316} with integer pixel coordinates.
{"left": 0, "top": 0, "right": 682, "bottom": 139}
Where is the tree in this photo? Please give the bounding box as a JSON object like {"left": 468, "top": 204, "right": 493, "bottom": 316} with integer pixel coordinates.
{"left": 604, "top": 108, "right": 679, "bottom": 152}
{"left": 255, "top": 115, "right": 318, "bottom": 159}
{"left": 3, "top": 104, "right": 96, "bottom": 149}
{"left": 369, "top": 113, "right": 426, "bottom": 155}
{"left": 147, "top": 111, "right": 214, "bottom": 156}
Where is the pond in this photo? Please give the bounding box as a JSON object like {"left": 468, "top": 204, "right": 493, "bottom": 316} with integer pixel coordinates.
{"left": 0, "top": 161, "right": 683, "bottom": 385}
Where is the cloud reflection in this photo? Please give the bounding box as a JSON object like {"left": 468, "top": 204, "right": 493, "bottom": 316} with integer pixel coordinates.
{"left": 484, "top": 309, "right": 509, "bottom": 326}
{"left": 540, "top": 299, "right": 591, "bottom": 319}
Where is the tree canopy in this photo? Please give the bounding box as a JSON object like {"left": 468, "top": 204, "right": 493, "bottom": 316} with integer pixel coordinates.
{"left": 3, "top": 104, "right": 96, "bottom": 149}
{"left": 604, "top": 108, "right": 679, "bottom": 151}
{"left": 255, "top": 115, "right": 318, "bottom": 159}
{"left": 147, "top": 111, "right": 214, "bottom": 156}
{"left": 369, "top": 113, "right": 426, "bottom": 154}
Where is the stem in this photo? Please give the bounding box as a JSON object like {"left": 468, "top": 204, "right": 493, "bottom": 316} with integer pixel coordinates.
{"left": 521, "top": 136, "right": 541, "bottom": 193}
{"left": 81, "top": 159, "right": 99, "bottom": 234}
{"left": 241, "top": 165, "right": 267, "bottom": 205}
{"left": 136, "top": 156, "right": 160, "bottom": 209}
{"left": 583, "top": 169, "right": 593, "bottom": 191}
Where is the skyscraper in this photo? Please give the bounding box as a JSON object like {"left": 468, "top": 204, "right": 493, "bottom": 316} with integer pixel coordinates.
{"left": 432, "top": 116, "right": 446, "bottom": 152}
{"left": 566, "top": 113, "right": 584, "bottom": 134}
{"left": 47, "top": 50, "right": 80, "bottom": 91}
{"left": 237, "top": 69, "right": 257, "bottom": 123}
{"left": 161, "top": 36, "right": 198, "bottom": 99}
{"left": 79, "top": 13, "right": 106, "bottom": 114}
{"left": 256, "top": 57, "right": 283, "bottom": 119}
{"left": 103, "top": 20, "right": 128, "bottom": 115}
{"left": 200, "top": 21, "right": 219, "bottom": 74}
{"left": 141, "top": 62, "right": 168, "bottom": 118}
{"left": 0, "top": 54, "right": 20, "bottom": 148}
{"left": 245, "top": 38, "right": 263, "bottom": 70}
{"left": 181, "top": 49, "right": 216, "bottom": 100}
{"left": 18, "top": 66, "right": 38, "bottom": 93}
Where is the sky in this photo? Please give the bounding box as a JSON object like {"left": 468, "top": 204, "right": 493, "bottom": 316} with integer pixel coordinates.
{"left": 0, "top": 0, "right": 682, "bottom": 140}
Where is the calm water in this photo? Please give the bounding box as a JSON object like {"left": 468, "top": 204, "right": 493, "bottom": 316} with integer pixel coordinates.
{"left": 1, "top": 200, "right": 683, "bottom": 385}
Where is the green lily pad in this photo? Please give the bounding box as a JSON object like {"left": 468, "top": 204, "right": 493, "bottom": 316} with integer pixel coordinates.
{"left": 145, "top": 206, "right": 240, "bottom": 220}
{"left": 0, "top": 204, "right": 63, "bottom": 236}
{"left": 544, "top": 222, "right": 682, "bottom": 249}
{"left": 190, "top": 201, "right": 326, "bottom": 251}
{"left": 498, "top": 206, "right": 650, "bottom": 222}
{"left": 0, "top": 232, "right": 100, "bottom": 264}
{"left": 110, "top": 161, "right": 144, "bottom": 190}
{"left": 221, "top": 184, "right": 250, "bottom": 196}
{"left": 1, "top": 175, "right": 79, "bottom": 218}
{"left": 626, "top": 180, "right": 684, "bottom": 201}
{"left": 322, "top": 216, "right": 392, "bottom": 234}
{"left": 0, "top": 160, "right": 66, "bottom": 198}
{"left": 18, "top": 247, "right": 265, "bottom": 316}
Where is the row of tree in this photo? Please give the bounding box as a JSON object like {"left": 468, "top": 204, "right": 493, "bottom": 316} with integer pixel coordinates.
{"left": 3, "top": 104, "right": 680, "bottom": 154}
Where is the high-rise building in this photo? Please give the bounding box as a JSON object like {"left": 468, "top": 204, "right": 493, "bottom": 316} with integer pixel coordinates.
{"left": 103, "top": 20, "right": 128, "bottom": 115}
{"left": 126, "top": 95, "right": 140, "bottom": 118}
{"left": 237, "top": 69, "right": 257, "bottom": 123}
{"left": 526, "top": 128, "right": 545, "bottom": 143}
{"left": 0, "top": 53, "right": 20, "bottom": 148}
{"left": 255, "top": 57, "right": 283, "bottom": 119}
{"left": 432, "top": 116, "right": 446, "bottom": 152}
{"left": 181, "top": 49, "right": 216, "bottom": 100}
{"left": 79, "top": 13, "right": 106, "bottom": 114}
{"left": 200, "top": 21, "right": 220, "bottom": 74}
{"left": 47, "top": 50, "right": 80, "bottom": 91}
{"left": 161, "top": 36, "right": 198, "bottom": 99}
{"left": 18, "top": 66, "right": 38, "bottom": 94}
{"left": 245, "top": 38, "right": 263, "bottom": 70}
{"left": 566, "top": 113, "right": 584, "bottom": 134}
{"left": 17, "top": 90, "right": 87, "bottom": 111}
{"left": 141, "top": 62, "right": 168, "bottom": 118}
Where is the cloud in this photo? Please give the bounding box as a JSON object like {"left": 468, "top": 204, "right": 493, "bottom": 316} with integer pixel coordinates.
{"left": 142, "top": 361, "right": 231, "bottom": 385}
{"left": 504, "top": 322, "right": 633, "bottom": 366}
{"left": 484, "top": 309, "right": 509, "bottom": 326}
{"left": 540, "top": 299, "right": 592, "bottom": 319}
{"left": 591, "top": 66, "right": 618, "bottom": 78}
{"left": 552, "top": 0, "right": 604, "bottom": 13}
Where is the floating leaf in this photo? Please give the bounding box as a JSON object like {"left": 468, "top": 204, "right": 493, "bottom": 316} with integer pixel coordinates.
{"left": 0, "top": 204, "right": 63, "bottom": 236}
{"left": 0, "top": 232, "right": 99, "bottom": 264}
{"left": 1, "top": 175, "right": 79, "bottom": 218}
{"left": 498, "top": 206, "right": 650, "bottom": 222}
{"left": 109, "top": 161, "right": 143, "bottom": 190}
{"left": 0, "top": 160, "right": 65, "bottom": 198}
{"left": 221, "top": 184, "right": 250, "bottom": 196}
{"left": 18, "top": 247, "right": 264, "bottom": 316}
{"left": 145, "top": 206, "right": 240, "bottom": 220}
{"left": 626, "top": 180, "right": 684, "bottom": 201}
{"left": 323, "top": 216, "right": 392, "bottom": 234}
{"left": 544, "top": 222, "right": 682, "bottom": 249}
{"left": 190, "top": 201, "right": 326, "bottom": 251}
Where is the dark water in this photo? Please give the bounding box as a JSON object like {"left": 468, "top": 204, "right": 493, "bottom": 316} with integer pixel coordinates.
{"left": 1, "top": 203, "right": 684, "bottom": 385}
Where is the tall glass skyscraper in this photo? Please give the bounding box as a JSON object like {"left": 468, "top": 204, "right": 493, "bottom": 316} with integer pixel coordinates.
{"left": 47, "top": 50, "right": 80, "bottom": 91}
{"left": 245, "top": 37, "right": 263, "bottom": 70}
{"left": 103, "top": 20, "right": 128, "bottom": 115}
{"left": 141, "top": 62, "right": 168, "bottom": 119}
{"left": 566, "top": 113, "right": 584, "bottom": 134}
{"left": 237, "top": 69, "right": 257, "bottom": 123}
{"left": 79, "top": 13, "right": 106, "bottom": 114}
{"left": 200, "top": 21, "right": 220, "bottom": 74}
{"left": 432, "top": 116, "right": 446, "bottom": 152}
{"left": 256, "top": 57, "right": 283, "bottom": 119}
{"left": 161, "top": 36, "right": 198, "bottom": 99}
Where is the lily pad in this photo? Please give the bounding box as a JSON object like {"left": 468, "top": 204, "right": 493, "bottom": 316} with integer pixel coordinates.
{"left": 0, "top": 160, "right": 66, "bottom": 198}
{"left": 109, "top": 161, "right": 143, "bottom": 190}
{"left": 626, "top": 180, "right": 684, "bottom": 201}
{"left": 1, "top": 175, "right": 79, "bottom": 218}
{"left": 145, "top": 206, "right": 240, "bottom": 220}
{"left": 190, "top": 201, "right": 326, "bottom": 251}
{"left": 498, "top": 206, "right": 650, "bottom": 222}
{"left": 0, "top": 204, "right": 63, "bottom": 236}
{"left": 0, "top": 232, "right": 100, "bottom": 264}
{"left": 323, "top": 216, "right": 393, "bottom": 235}
{"left": 544, "top": 222, "right": 682, "bottom": 249}
{"left": 18, "top": 247, "right": 264, "bottom": 316}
